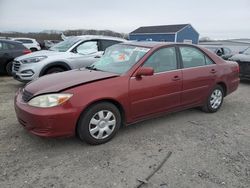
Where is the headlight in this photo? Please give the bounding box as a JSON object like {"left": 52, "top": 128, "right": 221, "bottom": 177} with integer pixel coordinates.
{"left": 28, "top": 93, "right": 73, "bottom": 108}
{"left": 21, "top": 56, "right": 47, "bottom": 64}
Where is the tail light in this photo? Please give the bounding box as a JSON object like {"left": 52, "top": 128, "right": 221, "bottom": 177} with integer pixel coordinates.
{"left": 234, "top": 62, "right": 240, "bottom": 73}
{"left": 23, "top": 49, "right": 31, "bottom": 54}
{"left": 236, "top": 64, "right": 240, "bottom": 73}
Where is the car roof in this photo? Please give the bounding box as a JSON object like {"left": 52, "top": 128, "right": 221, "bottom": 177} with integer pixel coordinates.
{"left": 0, "top": 39, "right": 23, "bottom": 44}
{"left": 13, "top": 37, "right": 35, "bottom": 40}
{"left": 71, "top": 35, "right": 127, "bottom": 42}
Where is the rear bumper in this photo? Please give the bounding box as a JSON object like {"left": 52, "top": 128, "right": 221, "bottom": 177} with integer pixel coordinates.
{"left": 14, "top": 90, "right": 78, "bottom": 137}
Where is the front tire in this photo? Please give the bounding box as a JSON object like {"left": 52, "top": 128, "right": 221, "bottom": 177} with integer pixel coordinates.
{"left": 202, "top": 85, "right": 224, "bottom": 113}
{"left": 77, "top": 102, "right": 121, "bottom": 145}
{"left": 6, "top": 61, "right": 13, "bottom": 76}
{"left": 45, "top": 67, "right": 65, "bottom": 75}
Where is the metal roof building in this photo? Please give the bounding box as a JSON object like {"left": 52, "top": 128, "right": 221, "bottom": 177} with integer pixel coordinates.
{"left": 129, "top": 24, "right": 199, "bottom": 44}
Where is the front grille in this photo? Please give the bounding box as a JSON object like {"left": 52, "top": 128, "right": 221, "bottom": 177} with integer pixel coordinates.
{"left": 13, "top": 61, "right": 21, "bottom": 72}
{"left": 22, "top": 89, "right": 33, "bottom": 102}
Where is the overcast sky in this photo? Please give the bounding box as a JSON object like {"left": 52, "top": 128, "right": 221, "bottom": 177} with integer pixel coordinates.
{"left": 0, "top": 0, "right": 249, "bottom": 39}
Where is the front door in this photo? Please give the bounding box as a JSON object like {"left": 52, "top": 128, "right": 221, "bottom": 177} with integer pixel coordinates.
{"left": 69, "top": 40, "right": 103, "bottom": 69}
{"left": 129, "top": 47, "right": 182, "bottom": 119}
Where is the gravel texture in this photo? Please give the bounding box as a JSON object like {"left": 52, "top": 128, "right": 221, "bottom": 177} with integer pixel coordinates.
{"left": 0, "top": 76, "right": 249, "bottom": 188}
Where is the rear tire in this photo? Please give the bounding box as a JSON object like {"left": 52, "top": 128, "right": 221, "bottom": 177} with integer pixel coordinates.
{"left": 77, "top": 102, "right": 121, "bottom": 145}
{"left": 6, "top": 61, "right": 13, "bottom": 76}
{"left": 202, "top": 85, "right": 224, "bottom": 113}
{"left": 45, "top": 67, "right": 65, "bottom": 75}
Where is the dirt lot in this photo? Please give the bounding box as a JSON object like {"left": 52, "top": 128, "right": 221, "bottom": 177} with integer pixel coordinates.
{"left": 0, "top": 76, "right": 249, "bottom": 188}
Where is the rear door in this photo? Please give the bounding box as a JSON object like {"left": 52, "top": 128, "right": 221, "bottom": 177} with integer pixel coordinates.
{"left": 129, "top": 46, "right": 182, "bottom": 119}
{"left": 178, "top": 46, "right": 217, "bottom": 106}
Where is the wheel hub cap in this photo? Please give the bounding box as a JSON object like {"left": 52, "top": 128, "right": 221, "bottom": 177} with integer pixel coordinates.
{"left": 99, "top": 121, "right": 106, "bottom": 128}
{"left": 210, "top": 89, "right": 222, "bottom": 109}
{"left": 89, "top": 110, "right": 116, "bottom": 139}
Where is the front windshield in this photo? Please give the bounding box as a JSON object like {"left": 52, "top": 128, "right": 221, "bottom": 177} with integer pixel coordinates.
{"left": 49, "top": 37, "right": 80, "bottom": 52}
{"left": 243, "top": 47, "right": 250, "bottom": 55}
{"left": 89, "top": 44, "right": 150, "bottom": 74}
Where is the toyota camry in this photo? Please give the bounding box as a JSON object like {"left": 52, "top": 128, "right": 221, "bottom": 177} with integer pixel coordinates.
{"left": 14, "top": 42, "right": 239, "bottom": 144}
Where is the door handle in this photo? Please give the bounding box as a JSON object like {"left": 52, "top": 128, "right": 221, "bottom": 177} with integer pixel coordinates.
{"left": 210, "top": 69, "right": 217, "bottom": 74}
{"left": 94, "top": 55, "right": 101, "bottom": 58}
{"left": 172, "top": 75, "right": 181, "bottom": 81}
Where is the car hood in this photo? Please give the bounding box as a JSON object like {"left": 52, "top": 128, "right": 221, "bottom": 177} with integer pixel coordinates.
{"left": 229, "top": 54, "right": 250, "bottom": 62}
{"left": 15, "top": 50, "right": 68, "bottom": 60}
{"left": 24, "top": 69, "right": 119, "bottom": 96}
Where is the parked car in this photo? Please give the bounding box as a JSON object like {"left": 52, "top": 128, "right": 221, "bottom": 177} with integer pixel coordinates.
{"left": 12, "top": 35, "right": 126, "bottom": 82}
{"left": 14, "top": 42, "right": 239, "bottom": 145}
{"left": 205, "top": 46, "right": 233, "bottom": 60}
{"left": 12, "top": 38, "right": 41, "bottom": 52}
{"left": 0, "top": 39, "right": 31, "bottom": 75}
{"left": 229, "top": 47, "right": 250, "bottom": 80}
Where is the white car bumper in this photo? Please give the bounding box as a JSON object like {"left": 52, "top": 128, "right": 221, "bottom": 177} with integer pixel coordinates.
{"left": 12, "top": 61, "right": 41, "bottom": 82}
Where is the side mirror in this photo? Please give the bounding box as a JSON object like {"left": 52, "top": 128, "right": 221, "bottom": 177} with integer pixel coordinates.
{"left": 135, "top": 67, "right": 154, "bottom": 78}
{"left": 216, "top": 49, "right": 223, "bottom": 56}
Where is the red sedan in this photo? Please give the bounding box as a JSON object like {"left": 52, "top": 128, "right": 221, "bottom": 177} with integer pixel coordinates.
{"left": 14, "top": 42, "right": 239, "bottom": 144}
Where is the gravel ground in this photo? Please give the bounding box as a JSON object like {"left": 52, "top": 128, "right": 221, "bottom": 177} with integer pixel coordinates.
{"left": 0, "top": 76, "right": 249, "bottom": 188}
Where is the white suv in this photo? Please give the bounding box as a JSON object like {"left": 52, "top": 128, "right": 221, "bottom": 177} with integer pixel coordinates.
{"left": 12, "top": 35, "right": 126, "bottom": 82}
{"left": 13, "top": 38, "right": 41, "bottom": 52}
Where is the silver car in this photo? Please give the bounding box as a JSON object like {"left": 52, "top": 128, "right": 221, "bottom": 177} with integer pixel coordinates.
{"left": 12, "top": 35, "right": 126, "bottom": 82}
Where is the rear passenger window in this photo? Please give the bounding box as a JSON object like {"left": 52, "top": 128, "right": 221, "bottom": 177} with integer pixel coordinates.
{"left": 180, "top": 47, "right": 206, "bottom": 68}
{"left": 0, "top": 42, "right": 9, "bottom": 50}
{"left": 7, "top": 43, "right": 16, "bottom": 49}
{"left": 143, "top": 47, "right": 177, "bottom": 73}
{"left": 101, "top": 40, "right": 121, "bottom": 51}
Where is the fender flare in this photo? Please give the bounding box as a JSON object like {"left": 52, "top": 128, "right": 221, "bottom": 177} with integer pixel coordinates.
{"left": 39, "top": 62, "right": 71, "bottom": 76}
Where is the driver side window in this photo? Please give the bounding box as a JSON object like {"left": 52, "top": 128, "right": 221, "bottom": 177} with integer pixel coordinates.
{"left": 143, "top": 47, "right": 177, "bottom": 73}
{"left": 76, "top": 41, "right": 98, "bottom": 55}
